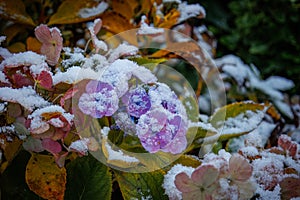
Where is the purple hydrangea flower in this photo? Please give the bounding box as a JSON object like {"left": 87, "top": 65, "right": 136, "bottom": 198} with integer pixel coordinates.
{"left": 136, "top": 109, "right": 188, "bottom": 154}
{"left": 78, "top": 80, "right": 118, "bottom": 118}
{"left": 126, "top": 86, "right": 151, "bottom": 118}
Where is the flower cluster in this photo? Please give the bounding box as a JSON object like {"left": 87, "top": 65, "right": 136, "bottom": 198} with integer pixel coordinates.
{"left": 164, "top": 134, "right": 300, "bottom": 200}
{"left": 0, "top": 18, "right": 189, "bottom": 169}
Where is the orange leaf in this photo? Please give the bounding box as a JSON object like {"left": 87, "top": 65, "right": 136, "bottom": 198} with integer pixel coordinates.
{"left": 101, "top": 11, "right": 134, "bottom": 34}
{"left": 26, "top": 37, "right": 41, "bottom": 53}
{"left": 41, "top": 112, "right": 62, "bottom": 121}
{"left": 25, "top": 154, "right": 66, "bottom": 200}
{"left": 111, "top": 0, "right": 139, "bottom": 20}
{"left": 0, "top": 136, "right": 22, "bottom": 173}
{"left": 48, "top": 0, "right": 107, "bottom": 25}
{"left": 0, "top": 0, "right": 35, "bottom": 26}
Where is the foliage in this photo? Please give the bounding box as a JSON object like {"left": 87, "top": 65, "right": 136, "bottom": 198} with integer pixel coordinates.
{"left": 0, "top": 0, "right": 299, "bottom": 200}
{"left": 201, "top": 0, "right": 300, "bottom": 93}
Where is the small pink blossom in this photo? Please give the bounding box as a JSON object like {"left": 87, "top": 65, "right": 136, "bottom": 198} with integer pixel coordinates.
{"left": 35, "top": 24, "right": 63, "bottom": 66}
{"left": 88, "top": 18, "right": 107, "bottom": 53}
{"left": 175, "top": 164, "right": 219, "bottom": 200}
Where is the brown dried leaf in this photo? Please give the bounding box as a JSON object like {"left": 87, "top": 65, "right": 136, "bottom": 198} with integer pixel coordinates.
{"left": 0, "top": 0, "right": 35, "bottom": 26}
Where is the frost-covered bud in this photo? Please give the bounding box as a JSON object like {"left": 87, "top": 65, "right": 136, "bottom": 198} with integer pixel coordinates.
{"left": 78, "top": 80, "right": 119, "bottom": 118}
{"left": 136, "top": 109, "right": 188, "bottom": 154}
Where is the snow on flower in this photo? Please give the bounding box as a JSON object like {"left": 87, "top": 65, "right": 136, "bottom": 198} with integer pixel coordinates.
{"left": 100, "top": 59, "right": 157, "bottom": 97}
{"left": 88, "top": 18, "right": 107, "bottom": 52}
{"left": 35, "top": 24, "right": 63, "bottom": 66}
{"left": 136, "top": 108, "right": 188, "bottom": 154}
{"left": 78, "top": 80, "right": 119, "bottom": 118}
{"left": 28, "top": 105, "right": 73, "bottom": 138}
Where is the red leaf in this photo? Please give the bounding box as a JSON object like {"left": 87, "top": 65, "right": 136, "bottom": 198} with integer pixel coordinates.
{"left": 42, "top": 138, "right": 62, "bottom": 154}
{"left": 37, "top": 70, "right": 53, "bottom": 89}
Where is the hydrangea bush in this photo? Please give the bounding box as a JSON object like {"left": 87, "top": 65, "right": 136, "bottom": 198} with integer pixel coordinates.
{"left": 0, "top": 0, "right": 299, "bottom": 200}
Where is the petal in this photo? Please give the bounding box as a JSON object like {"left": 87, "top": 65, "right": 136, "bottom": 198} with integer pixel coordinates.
{"left": 229, "top": 154, "right": 253, "bottom": 182}
{"left": 93, "top": 18, "right": 102, "bottom": 35}
{"left": 35, "top": 24, "right": 51, "bottom": 43}
{"left": 175, "top": 172, "right": 198, "bottom": 193}
{"left": 42, "top": 138, "right": 62, "bottom": 154}
{"left": 191, "top": 164, "right": 219, "bottom": 188}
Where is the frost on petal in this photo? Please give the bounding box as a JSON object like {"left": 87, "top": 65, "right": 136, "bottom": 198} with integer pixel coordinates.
{"left": 78, "top": 80, "right": 119, "bottom": 118}
{"left": 126, "top": 86, "right": 151, "bottom": 117}
{"left": 229, "top": 154, "right": 253, "bottom": 182}
{"left": 78, "top": 1, "right": 108, "bottom": 18}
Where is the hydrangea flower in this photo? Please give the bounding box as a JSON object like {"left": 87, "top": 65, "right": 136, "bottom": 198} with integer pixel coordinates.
{"left": 78, "top": 80, "right": 119, "bottom": 118}
{"left": 126, "top": 86, "right": 151, "bottom": 118}
{"left": 136, "top": 109, "right": 187, "bottom": 154}
{"left": 175, "top": 164, "right": 219, "bottom": 200}
{"left": 35, "top": 24, "right": 63, "bottom": 66}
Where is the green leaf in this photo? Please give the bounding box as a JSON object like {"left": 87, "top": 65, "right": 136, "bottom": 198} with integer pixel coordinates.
{"left": 210, "top": 101, "right": 265, "bottom": 129}
{"left": 0, "top": 0, "right": 35, "bottom": 26}
{"left": 65, "top": 154, "right": 112, "bottom": 200}
{"left": 114, "top": 169, "right": 168, "bottom": 200}
{"left": 129, "top": 57, "right": 167, "bottom": 71}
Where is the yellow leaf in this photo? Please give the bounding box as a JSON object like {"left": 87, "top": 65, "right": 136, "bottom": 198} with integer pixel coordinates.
{"left": 48, "top": 0, "right": 105, "bottom": 25}
{"left": 25, "top": 154, "right": 66, "bottom": 200}
{"left": 0, "top": 0, "right": 35, "bottom": 26}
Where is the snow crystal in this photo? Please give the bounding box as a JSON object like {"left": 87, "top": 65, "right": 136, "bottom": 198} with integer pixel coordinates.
{"left": 0, "top": 102, "right": 7, "bottom": 112}
{"left": 104, "top": 141, "right": 139, "bottom": 163}
{"left": 273, "top": 100, "right": 293, "bottom": 119}
{"left": 82, "top": 54, "right": 108, "bottom": 71}
{"left": 29, "top": 63, "right": 51, "bottom": 76}
{"left": 265, "top": 76, "right": 294, "bottom": 91}
{"left": 52, "top": 66, "right": 100, "bottom": 85}
{"left": 0, "top": 51, "right": 45, "bottom": 70}
{"left": 0, "top": 87, "right": 50, "bottom": 111}
{"left": 178, "top": 2, "right": 206, "bottom": 23}
{"left": 137, "top": 16, "right": 164, "bottom": 35}
{"left": 78, "top": 1, "right": 108, "bottom": 18}
{"left": 219, "top": 110, "right": 265, "bottom": 135}
{"left": 162, "top": 164, "right": 195, "bottom": 200}
{"left": 0, "top": 125, "right": 15, "bottom": 134}
{"left": 256, "top": 184, "right": 281, "bottom": 200}
{"left": 163, "top": 0, "right": 182, "bottom": 3}
{"left": 108, "top": 43, "right": 138, "bottom": 62}
{"left": 240, "top": 146, "right": 259, "bottom": 157}
{"left": 69, "top": 138, "right": 89, "bottom": 155}
{"left": 101, "top": 126, "right": 110, "bottom": 137}
{"left": 0, "top": 47, "right": 12, "bottom": 59}
{"left": 189, "top": 121, "right": 217, "bottom": 133}
{"left": 0, "top": 36, "right": 6, "bottom": 44}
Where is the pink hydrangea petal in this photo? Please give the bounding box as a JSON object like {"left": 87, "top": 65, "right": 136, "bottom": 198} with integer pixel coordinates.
{"left": 35, "top": 24, "right": 51, "bottom": 43}
{"left": 229, "top": 154, "right": 253, "bottom": 182}
{"left": 175, "top": 172, "right": 198, "bottom": 193}
{"left": 93, "top": 18, "right": 102, "bottom": 35}
{"left": 42, "top": 138, "right": 62, "bottom": 154}
{"left": 191, "top": 164, "right": 219, "bottom": 188}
